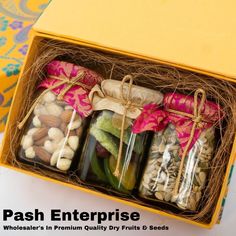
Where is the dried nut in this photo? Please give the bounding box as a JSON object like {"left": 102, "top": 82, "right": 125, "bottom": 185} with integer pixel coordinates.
{"left": 68, "top": 136, "right": 79, "bottom": 151}
{"left": 76, "top": 126, "right": 83, "bottom": 137}
{"left": 164, "top": 193, "right": 172, "bottom": 202}
{"left": 158, "top": 143, "right": 165, "bottom": 153}
{"left": 33, "top": 116, "right": 42, "bottom": 128}
{"left": 156, "top": 171, "right": 167, "bottom": 183}
{"left": 68, "top": 117, "right": 82, "bottom": 130}
{"left": 48, "top": 128, "right": 64, "bottom": 141}
{"left": 21, "top": 135, "right": 33, "bottom": 149}
{"left": 56, "top": 158, "right": 72, "bottom": 171}
{"left": 199, "top": 172, "right": 206, "bottom": 184}
{"left": 155, "top": 192, "right": 164, "bottom": 200}
{"left": 27, "top": 128, "right": 39, "bottom": 136}
{"left": 38, "top": 115, "right": 61, "bottom": 127}
{"left": 68, "top": 130, "right": 76, "bottom": 136}
{"left": 61, "top": 146, "right": 74, "bottom": 160}
{"left": 50, "top": 151, "right": 59, "bottom": 166}
{"left": 34, "top": 104, "right": 48, "bottom": 116}
{"left": 52, "top": 146, "right": 74, "bottom": 160}
{"left": 196, "top": 191, "right": 201, "bottom": 202}
{"left": 32, "top": 127, "right": 48, "bottom": 141}
{"left": 60, "top": 123, "right": 67, "bottom": 133}
{"left": 57, "top": 138, "right": 67, "bottom": 148}
{"left": 46, "top": 103, "right": 63, "bottom": 116}
{"left": 65, "top": 128, "right": 76, "bottom": 136}
{"left": 44, "top": 140, "right": 58, "bottom": 154}
{"left": 61, "top": 110, "right": 74, "bottom": 123}
{"left": 65, "top": 105, "right": 73, "bottom": 110}
{"left": 171, "top": 195, "right": 178, "bottom": 203}
{"left": 25, "top": 147, "right": 35, "bottom": 159}
{"left": 33, "top": 146, "right": 51, "bottom": 164}
{"left": 34, "top": 136, "right": 48, "bottom": 146}
{"left": 155, "top": 184, "right": 164, "bottom": 192}
{"left": 189, "top": 198, "right": 197, "bottom": 211}
{"left": 43, "top": 91, "right": 56, "bottom": 103}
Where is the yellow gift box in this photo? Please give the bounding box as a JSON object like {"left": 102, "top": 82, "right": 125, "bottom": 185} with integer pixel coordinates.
{"left": 0, "top": 0, "right": 49, "bottom": 132}
{"left": 1, "top": 0, "right": 236, "bottom": 229}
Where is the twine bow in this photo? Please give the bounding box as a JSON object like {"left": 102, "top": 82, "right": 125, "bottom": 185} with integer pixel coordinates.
{"left": 172, "top": 88, "right": 206, "bottom": 196}
{"left": 17, "top": 71, "right": 87, "bottom": 129}
{"left": 113, "top": 75, "right": 135, "bottom": 178}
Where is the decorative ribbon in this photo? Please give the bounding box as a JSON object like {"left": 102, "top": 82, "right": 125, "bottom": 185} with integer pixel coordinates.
{"left": 18, "top": 60, "right": 103, "bottom": 129}
{"left": 132, "top": 89, "right": 223, "bottom": 195}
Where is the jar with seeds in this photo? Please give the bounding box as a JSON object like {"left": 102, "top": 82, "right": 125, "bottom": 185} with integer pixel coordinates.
{"left": 133, "top": 90, "right": 223, "bottom": 210}
{"left": 78, "top": 76, "right": 163, "bottom": 194}
{"left": 18, "top": 60, "right": 103, "bottom": 173}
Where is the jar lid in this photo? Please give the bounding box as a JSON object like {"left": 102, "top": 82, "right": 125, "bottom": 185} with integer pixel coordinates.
{"left": 39, "top": 60, "right": 103, "bottom": 117}
{"left": 90, "top": 79, "right": 163, "bottom": 119}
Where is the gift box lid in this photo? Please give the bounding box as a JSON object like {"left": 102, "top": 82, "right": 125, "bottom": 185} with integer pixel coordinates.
{"left": 0, "top": 0, "right": 49, "bottom": 132}
{"left": 34, "top": 0, "right": 236, "bottom": 80}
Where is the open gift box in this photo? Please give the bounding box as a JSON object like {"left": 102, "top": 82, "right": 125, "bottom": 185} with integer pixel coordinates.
{"left": 0, "top": 0, "right": 236, "bottom": 229}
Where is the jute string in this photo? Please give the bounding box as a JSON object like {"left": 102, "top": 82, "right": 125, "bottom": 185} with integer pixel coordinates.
{"left": 113, "top": 75, "right": 136, "bottom": 177}
{"left": 17, "top": 71, "right": 87, "bottom": 129}
{"left": 168, "top": 88, "right": 207, "bottom": 196}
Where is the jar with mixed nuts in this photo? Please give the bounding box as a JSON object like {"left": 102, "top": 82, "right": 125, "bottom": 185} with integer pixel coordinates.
{"left": 18, "top": 60, "right": 103, "bottom": 173}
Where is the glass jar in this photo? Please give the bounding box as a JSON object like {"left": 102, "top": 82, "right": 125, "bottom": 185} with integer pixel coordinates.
{"left": 137, "top": 91, "right": 222, "bottom": 210}
{"left": 78, "top": 78, "right": 164, "bottom": 194}
{"left": 139, "top": 123, "right": 215, "bottom": 210}
{"left": 78, "top": 110, "right": 148, "bottom": 193}
{"left": 19, "top": 90, "right": 87, "bottom": 173}
{"left": 18, "top": 60, "right": 103, "bottom": 173}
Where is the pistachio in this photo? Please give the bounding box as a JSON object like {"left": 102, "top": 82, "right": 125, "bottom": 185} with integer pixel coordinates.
{"left": 155, "top": 192, "right": 164, "bottom": 200}
{"left": 199, "top": 171, "right": 207, "bottom": 184}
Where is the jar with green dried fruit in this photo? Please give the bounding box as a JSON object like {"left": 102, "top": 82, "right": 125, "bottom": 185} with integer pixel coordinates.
{"left": 78, "top": 77, "right": 163, "bottom": 194}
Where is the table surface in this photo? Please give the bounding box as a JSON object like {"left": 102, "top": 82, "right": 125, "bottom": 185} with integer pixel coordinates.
{"left": 0, "top": 133, "right": 235, "bottom": 236}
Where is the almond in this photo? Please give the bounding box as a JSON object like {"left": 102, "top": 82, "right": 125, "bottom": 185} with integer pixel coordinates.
{"left": 76, "top": 126, "right": 83, "bottom": 137}
{"left": 32, "top": 127, "right": 48, "bottom": 141}
{"left": 34, "top": 136, "right": 48, "bottom": 146}
{"left": 39, "top": 115, "right": 61, "bottom": 127}
{"left": 65, "top": 128, "right": 76, "bottom": 136}
{"left": 61, "top": 110, "right": 74, "bottom": 123}
{"left": 60, "top": 122, "right": 67, "bottom": 133}
{"left": 33, "top": 146, "right": 51, "bottom": 164}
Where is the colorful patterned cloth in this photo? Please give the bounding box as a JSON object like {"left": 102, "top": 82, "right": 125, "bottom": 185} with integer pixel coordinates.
{"left": 0, "top": 0, "right": 50, "bottom": 131}
{"left": 132, "top": 92, "right": 223, "bottom": 154}
{"left": 40, "top": 60, "right": 103, "bottom": 117}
